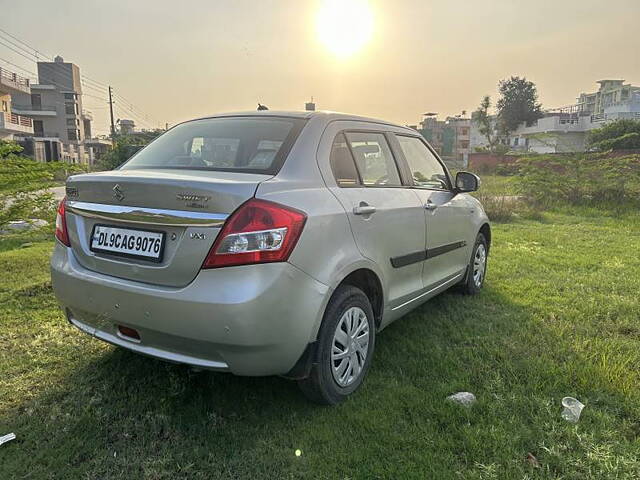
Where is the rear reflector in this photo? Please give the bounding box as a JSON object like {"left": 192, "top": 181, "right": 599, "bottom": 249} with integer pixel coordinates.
{"left": 117, "top": 325, "right": 140, "bottom": 341}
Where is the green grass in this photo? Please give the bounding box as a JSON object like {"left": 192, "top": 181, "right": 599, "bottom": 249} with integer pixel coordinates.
{"left": 476, "top": 174, "right": 518, "bottom": 196}
{"left": 1, "top": 210, "right": 640, "bottom": 479}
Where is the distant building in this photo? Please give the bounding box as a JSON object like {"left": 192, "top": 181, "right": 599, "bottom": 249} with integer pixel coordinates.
{"left": 418, "top": 113, "right": 471, "bottom": 167}
{"left": 305, "top": 98, "right": 316, "bottom": 112}
{"left": 577, "top": 80, "right": 640, "bottom": 117}
{"left": 511, "top": 79, "right": 640, "bottom": 153}
{"left": 119, "top": 119, "right": 135, "bottom": 134}
{"left": 12, "top": 55, "right": 95, "bottom": 163}
{"left": 467, "top": 79, "right": 640, "bottom": 154}
{"left": 0, "top": 66, "right": 34, "bottom": 140}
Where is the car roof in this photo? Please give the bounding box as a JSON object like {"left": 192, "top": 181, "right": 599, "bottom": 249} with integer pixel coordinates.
{"left": 187, "top": 110, "right": 416, "bottom": 133}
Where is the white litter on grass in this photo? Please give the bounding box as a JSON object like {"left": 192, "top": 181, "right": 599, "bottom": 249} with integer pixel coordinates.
{"left": 0, "top": 219, "right": 48, "bottom": 234}
{"left": 446, "top": 392, "right": 476, "bottom": 407}
{"left": 561, "top": 397, "right": 585, "bottom": 423}
{"left": 295, "top": 449, "right": 302, "bottom": 457}
{"left": 0, "top": 433, "right": 16, "bottom": 446}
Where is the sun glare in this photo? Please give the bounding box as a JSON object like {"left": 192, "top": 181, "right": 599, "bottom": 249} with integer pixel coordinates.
{"left": 316, "top": 0, "right": 374, "bottom": 59}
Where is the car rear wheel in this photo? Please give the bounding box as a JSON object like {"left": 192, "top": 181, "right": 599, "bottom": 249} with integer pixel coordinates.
{"left": 298, "top": 285, "right": 375, "bottom": 405}
{"left": 460, "top": 232, "right": 488, "bottom": 295}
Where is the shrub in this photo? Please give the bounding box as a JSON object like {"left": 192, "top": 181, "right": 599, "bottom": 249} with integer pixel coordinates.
{"left": 515, "top": 152, "right": 640, "bottom": 206}
{"left": 474, "top": 193, "right": 521, "bottom": 222}
{"left": 587, "top": 119, "right": 640, "bottom": 151}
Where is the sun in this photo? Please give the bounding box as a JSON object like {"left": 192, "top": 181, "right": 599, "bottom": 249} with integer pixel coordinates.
{"left": 316, "top": 0, "right": 374, "bottom": 59}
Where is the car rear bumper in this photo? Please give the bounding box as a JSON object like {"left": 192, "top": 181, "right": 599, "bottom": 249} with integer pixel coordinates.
{"left": 51, "top": 243, "right": 329, "bottom": 376}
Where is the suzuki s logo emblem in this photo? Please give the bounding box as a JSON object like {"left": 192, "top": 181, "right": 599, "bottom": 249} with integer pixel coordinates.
{"left": 113, "top": 184, "right": 125, "bottom": 201}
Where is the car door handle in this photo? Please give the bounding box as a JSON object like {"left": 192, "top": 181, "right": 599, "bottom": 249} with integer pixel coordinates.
{"left": 424, "top": 202, "right": 438, "bottom": 211}
{"left": 353, "top": 205, "right": 376, "bottom": 215}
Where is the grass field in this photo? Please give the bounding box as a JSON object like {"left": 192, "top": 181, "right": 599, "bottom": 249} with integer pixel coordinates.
{"left": 1, "top": 209, "right": 640, "bottom": 479}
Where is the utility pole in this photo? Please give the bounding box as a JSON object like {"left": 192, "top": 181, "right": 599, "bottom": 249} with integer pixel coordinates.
{"left": 108, "top": 86, "right": 116, "bottom": 139}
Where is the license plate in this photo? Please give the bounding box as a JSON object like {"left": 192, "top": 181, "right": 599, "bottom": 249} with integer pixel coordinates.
{"left": 90, "top": 225, "right": 165, "bottom": 262}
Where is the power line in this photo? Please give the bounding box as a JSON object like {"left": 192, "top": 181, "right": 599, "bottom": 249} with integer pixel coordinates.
{"left": 0, "top": 25, "right": 165, "bottom": 133}
{"left": 113, "top": 98, "right": 157, "bottom": 129}
{"left": 113, "top": 92, "right": 161, "bottom": 126}
{"left": 0, "top": 27, "right": 52, "bottom": 60}
{"left": 82, "top": 79, "right": 107, "bottom": 93}
{"left": 81, "top": 81, "right": 109, "bottom": 95}
{"left": 114, "top": 104, "right": 155, "bottom": 129}
{"left": 83, "top": 92, "right": 108, "bottom": 102}
{"left": 0, "top": 56, "right": 36, "bottom": 77}
{"left": 0, "top": 38, "right": 39, "bottom": 64}
{"left": 0, "top": 29, "right": 108, "bottom": 97}
{"left": 0, "top": 31, "right": 43, "bottom": 62}
{"left": 82, "top": 75, "right": 108, "bottom": 90}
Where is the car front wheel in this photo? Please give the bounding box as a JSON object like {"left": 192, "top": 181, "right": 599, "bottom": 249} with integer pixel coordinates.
{"left": 298, "top": 285, "right": 375, "bottom": 405}
{"left": 460, "top": 232, "right": 488, "bottom": 295}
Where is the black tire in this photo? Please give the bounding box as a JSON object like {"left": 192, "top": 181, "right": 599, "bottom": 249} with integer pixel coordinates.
{"left": 298, "top": 285, "right": 376, "bottom": 405}
{"left": 459, "top": 233, "right": 488, "bottom": 295}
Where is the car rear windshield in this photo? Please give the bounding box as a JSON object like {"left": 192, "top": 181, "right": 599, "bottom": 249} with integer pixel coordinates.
{"left": 120, "top": 116, "right": 305, "bottom": 174}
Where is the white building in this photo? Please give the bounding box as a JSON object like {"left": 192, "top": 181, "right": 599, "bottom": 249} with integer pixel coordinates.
{"left": 0, "top": 67, "right": 34, "bottom": 140}
{"left": 511, "top": 80, "right": 640, "bottom": 153}
{"left": 469, "top": 79, "right": 640, "bottom": 154}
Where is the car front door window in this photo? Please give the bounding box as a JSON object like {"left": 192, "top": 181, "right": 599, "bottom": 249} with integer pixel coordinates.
{"left": 396, "top": 135, "right": 449, "bottom": 190}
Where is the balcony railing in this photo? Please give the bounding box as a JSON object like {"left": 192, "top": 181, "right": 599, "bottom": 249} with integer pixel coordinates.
{"left": 0, "top": 111, "right": 34, "bottom": 134}
{"left": 8, "top": 112, "right": 33, "bottom": 128}
{"left": 12, "top": 104, "right": 57, "bottom": 112}
{"left": 0, "top": 67, "right": 31, "bottom": 93}
{"left": 33, "top": 131, "right": 60, "bottom": 138}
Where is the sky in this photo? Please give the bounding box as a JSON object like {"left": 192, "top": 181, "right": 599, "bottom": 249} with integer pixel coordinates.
{"left": 2, "top": 0, "right": 639, "bottom": 135}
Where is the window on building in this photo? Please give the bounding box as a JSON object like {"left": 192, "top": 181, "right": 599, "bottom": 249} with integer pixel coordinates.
{"left": 33, "top": 120, "right": 44, "bottom": 135}
{"left": 460, "top": 140, "right": 470, "bottom": 149}
{"left": 395, "top": 135, "right": 449, "bottom": 190}
{"left": 31, "top": 93, "right": 41, "bottom": 108}
{"left": 1, "top": 100, "right": 7, "bottom": 112}
{"left": 460, "top": 128, "right": 469, "bottom": 136}
{"left": 64, "top": 93, "right": 76, "bottom": 100}
{"left": 329, "top": 133, "right": 360, "bottom": 187}
{"left": 66, "top": 118, "right": 76, "bottom": 126}
{"left": 65, "top": 103, "right": 76, "bottom": 115}
{"left": 344, "top": 132, "right": 402, "bottom": 186}
{"left": 67, "top": 129, "right": 79, "bottom": 141}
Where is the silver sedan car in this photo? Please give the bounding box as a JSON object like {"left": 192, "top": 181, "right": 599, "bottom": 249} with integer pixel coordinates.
{"left": 51, "top": 111, "right": 490, "bottom": 404}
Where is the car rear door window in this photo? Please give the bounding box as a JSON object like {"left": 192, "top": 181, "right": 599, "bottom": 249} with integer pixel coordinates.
{"left": 329, "top": 133, "right": 360, "bottom": 187}
{"left": 345, "top": 132, "right": 402, "bottom": 187}
{"left": 396, "top": 135, "right": 450, "bottom": 189}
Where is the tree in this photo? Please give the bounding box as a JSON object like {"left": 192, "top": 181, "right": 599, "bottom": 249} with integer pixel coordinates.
{"left": 496, "top": 76, "right": 543, "bottom": 136}
{"left": 98, "top": 130, "right": 163, "bottom": 170}
{"left": 587, "top": 119, "right": 640, "bottom": 151}
{"left": 472, "top": 95, "right": 500, "bottom": 153}
{"left": 0, "top": 139, "right": 25, "bottom": 159}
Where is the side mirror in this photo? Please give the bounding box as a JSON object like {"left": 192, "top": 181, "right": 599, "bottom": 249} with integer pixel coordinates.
{"left": 455, "top": 171, "right": 480, "bottom": 193}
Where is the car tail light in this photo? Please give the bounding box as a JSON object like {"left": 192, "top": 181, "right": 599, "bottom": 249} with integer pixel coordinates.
{"left": 202, "top": 198, "right": 306, "bottom": 269}
{"left": 55, "top": 197, "right": 70, "bottom": 247}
